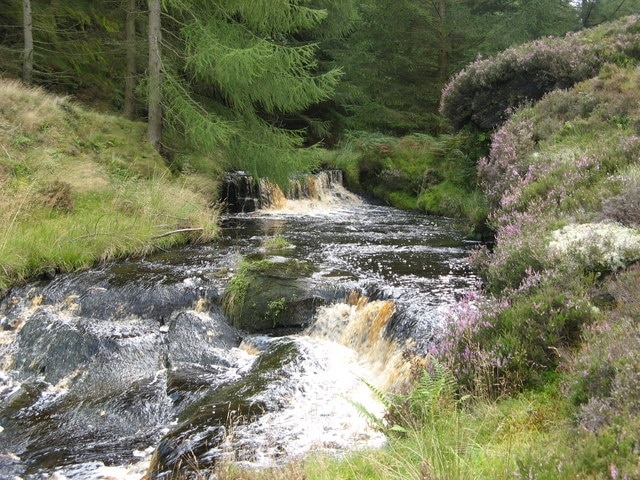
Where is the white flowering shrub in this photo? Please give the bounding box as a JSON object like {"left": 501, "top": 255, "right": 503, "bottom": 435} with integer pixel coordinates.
{"left": 549, "top": 223, "right": 640, "bottom": 272}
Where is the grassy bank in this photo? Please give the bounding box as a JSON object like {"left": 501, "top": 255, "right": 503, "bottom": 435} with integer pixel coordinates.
{"left": 322, "top": 130, "right": 489, "bottom": 236}
{"left": 0, "top": 80, "right": 220, "bottom": 295}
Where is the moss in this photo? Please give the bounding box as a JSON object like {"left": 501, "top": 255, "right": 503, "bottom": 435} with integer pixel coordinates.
{"left": 222, "top": 257, "right": 320, "bottom": 333}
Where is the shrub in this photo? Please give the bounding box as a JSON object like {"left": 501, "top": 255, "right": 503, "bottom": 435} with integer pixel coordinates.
{"left": 475, "top": 67, "right": 640, "bottom": 294}
{"left": 602, "top": 170, "right": 640, "bottom": 226}
{"left": 435, "top": 273, "right": 596, "bottom": 397}
{"left": 440, "top": 15, "right": 640, "bottom": 132}
{"left": 330, "top": 131, "right": 489, "bottom": 230}
{"left": 562, "top": 264, "right": 640, "bottom": 479}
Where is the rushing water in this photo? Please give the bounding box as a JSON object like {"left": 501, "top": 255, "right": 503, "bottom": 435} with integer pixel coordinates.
{"left": 0, "top": 174, "right": 478, "bottom": 479}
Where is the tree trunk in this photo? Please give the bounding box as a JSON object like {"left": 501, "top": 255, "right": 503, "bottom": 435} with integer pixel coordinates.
{"left": 147, "top": 0, "right": 162, "bottom": 151}
{"left": 124, "top": 0, "right": 137, "bottom": 119}
{"left": 435, "top": 0, "right": 449, "bottom": 92}
{"left": 22, "top": 0, "right": 33, "bottom": 84}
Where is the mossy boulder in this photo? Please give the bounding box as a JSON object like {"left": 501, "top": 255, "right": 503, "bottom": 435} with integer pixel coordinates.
{"left": 222, "top": 255, "right": 329, "bottom": 334}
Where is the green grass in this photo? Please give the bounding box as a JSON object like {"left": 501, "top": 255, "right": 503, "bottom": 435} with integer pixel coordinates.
{"left": 0, "top": 79, "right": 220, "bottom": 294}
{"left": 325, "top": 131, "right": 488, "bottom": 233}
{"left": 204, "top": 368, "right": 573, "bottom": 480}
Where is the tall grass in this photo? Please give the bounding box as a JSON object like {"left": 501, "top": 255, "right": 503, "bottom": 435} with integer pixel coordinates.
{"left": 0, "top": 80, "right": 220, "bottom": 294}
{"left": 299, "top": 365, "right": 571, "bottom": 480}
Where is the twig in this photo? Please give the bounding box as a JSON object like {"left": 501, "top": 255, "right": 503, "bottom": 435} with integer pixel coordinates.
{"left": 153, "top": 227, "right": 204, "bottom": 239}
{"left": 0, "top": 142, "right": 12, "bottom": 160}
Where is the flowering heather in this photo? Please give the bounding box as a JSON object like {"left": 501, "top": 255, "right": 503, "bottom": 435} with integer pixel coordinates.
{"left": 432, "top": 291, "right": 511, "bottom": 396}
{"left": 434, "top": 275, "right": 594, "bottom": 396}
{"left": 440, "top": 15, "right": 640, "bottom": 131}
{"left": 564, "top": 266, "right": 640, "bottom": 479}
{"left": 436, "top": 39, "right": 640, "bottom": 405}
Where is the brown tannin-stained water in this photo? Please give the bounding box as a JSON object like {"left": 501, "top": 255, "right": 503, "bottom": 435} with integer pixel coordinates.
{"left": 0, "top": 173, "right": 478, "bottom": 479}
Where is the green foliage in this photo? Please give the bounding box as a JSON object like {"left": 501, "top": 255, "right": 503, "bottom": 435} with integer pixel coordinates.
{"left": 324, "top": 363, "right": 573, "bottom": 480}
{"left": 580, "top": 0, "right": 640, "bottom": 28}
{"left": 0, "top": 0, "right": 130, "bottom": 108}
{"left": 559, "top": 264, "right": 640, "bottom": 479}
{"left": 386, "top": 362, "right": 459, "bottom": 433}
{"left": 323, "top": 0, "right": 585, "bottom": 135}
{"left": 156, "top": 0, "right": 351, "bottom": 183}
{"left": 326, "top": 0, "right": 480, "bottom": 134}
{"left": 327, "top": 131, "right": 488, "bottom": 231}
{"left": 261, "top": 235, "right": 293, "bottom": 254}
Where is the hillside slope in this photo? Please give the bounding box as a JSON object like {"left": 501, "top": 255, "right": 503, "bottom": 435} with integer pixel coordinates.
{"left": 432, "top": 32, "right": 640, "bottom": 480}
{"left": 0, "top": 80, "right": 220, "bottom": 295}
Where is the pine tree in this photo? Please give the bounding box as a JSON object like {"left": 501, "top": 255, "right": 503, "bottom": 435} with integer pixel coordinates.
{"left": 155, "top": 0, "right": 352, "bottom": 183}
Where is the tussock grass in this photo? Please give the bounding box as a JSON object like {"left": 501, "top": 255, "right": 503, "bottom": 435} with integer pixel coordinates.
{"left": 0, "top": 80, "right": 220, "bottom": 294}
{"left": 207, "top": 371, "right": 569, "bottom": 480}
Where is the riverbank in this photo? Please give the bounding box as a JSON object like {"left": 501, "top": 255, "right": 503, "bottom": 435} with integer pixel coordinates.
{"left": 0, "top": 80, "right": 220, "bottom": 296}
{"left": 209, "top": 21, "right": 640, "bottom": 480}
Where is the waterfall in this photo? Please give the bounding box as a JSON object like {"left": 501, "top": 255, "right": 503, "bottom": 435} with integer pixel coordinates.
{"left": 220, "top": 170, "right": 360, "bottom": 213}
{"left": 307, "top": 292, "right": 414, "bottom": 393}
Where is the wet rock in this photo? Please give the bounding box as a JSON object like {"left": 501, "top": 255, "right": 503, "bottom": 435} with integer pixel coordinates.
{"left": 166, "top": 310, "right": 242, "bottom": 366}
{"left": 148, "top": 340, "right": 299, "bottom": 478}
{"left": 222, "top": 256, "right": 334, "bottom": 334}
{"left": 13, "top": 310, "right": 104, "bottom": 384}
{"left": 1, "top": 259, "right": 220, "bottom": 325}
{"left": 219, "top": 171, "right": 261, "bottom": 213}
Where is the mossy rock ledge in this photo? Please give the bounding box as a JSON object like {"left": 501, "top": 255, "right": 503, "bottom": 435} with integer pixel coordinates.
{"left": 222, "top": 256, "right": 332, "bottom": 334}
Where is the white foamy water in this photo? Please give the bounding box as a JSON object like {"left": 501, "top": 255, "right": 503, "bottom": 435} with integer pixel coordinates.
{"left": 218, "top": 336, "right": 388, "bottom": 467}
{"left": 216, "top": 295, "right": 410, "bottom": 468}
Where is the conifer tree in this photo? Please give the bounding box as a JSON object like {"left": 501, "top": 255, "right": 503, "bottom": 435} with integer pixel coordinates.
{"left": 147, "top": 0, "right": 161, "bottom": 150}
{"left": 124, "top": 0, "right": 138, "bottom": 119}
{"left": 156, "top": 0, "right": 351, "bottom": 183}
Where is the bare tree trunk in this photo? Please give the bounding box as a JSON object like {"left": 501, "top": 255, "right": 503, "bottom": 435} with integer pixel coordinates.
{"left": 147, "top": 0, "right": 162, "bottom": 151}
{"left": 23, "top": 0, "right": 33, "bottom": 84}
{"left": 124, "top": 0, "right": 137, "bottom": 119}
{"left": 435, "top": 0, "right": 449, "bottom": 92}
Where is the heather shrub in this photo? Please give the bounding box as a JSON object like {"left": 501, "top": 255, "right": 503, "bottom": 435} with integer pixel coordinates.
{"left": 562, "top": 264, "right": 640, "bottom": 479}
{"left": 475, "top": 67, "right": 640, "bottom": 293}
{"left": 440, "top": 15, "right": 640, "bottom": 132}
{"left": 434, "top": 273, "right": 595, "bottom": 397}
{"left": 471, "top": 209, "right": 552, "bottom": 293}
{"left": 477, "top": 113, "right": 537, "bottom": 207}
{"left": 602, "top": 164, "right": 640, "bottom": 226}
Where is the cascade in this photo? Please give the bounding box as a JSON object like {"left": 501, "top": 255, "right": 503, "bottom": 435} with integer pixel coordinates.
{"left": 307, "top": 291, "right": 413, "bottom": 393}
{"left": 219, "top": 170, "right": 358, "bottom": 212}
{"left": 0, "top": 177, "right": 477, "bottom": 479}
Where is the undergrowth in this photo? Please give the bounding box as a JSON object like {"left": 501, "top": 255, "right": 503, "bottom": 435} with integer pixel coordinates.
{"left": 327, "top": 130, "right": 489, "bottom": 234}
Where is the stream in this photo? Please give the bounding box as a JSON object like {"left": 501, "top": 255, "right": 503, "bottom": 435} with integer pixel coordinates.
{"left": 0, "top": 173, "right": 478, "bottom": 479}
